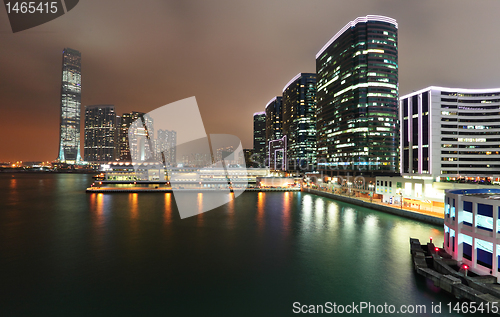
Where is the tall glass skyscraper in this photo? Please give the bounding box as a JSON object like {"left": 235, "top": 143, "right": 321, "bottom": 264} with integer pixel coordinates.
{"left": 57, "top": 48, "right": 82, "bottom": 164}
{"left": 282, "top": 73, "right": 317, "bottom": 171}
{"left": 84, "top": 105, "right": 116, "bottom": 162}
{"left": 118, "top": 111, "right": 145, "bottom": 161}
{"left": 156, "top": 129, "right": 177, "bottom": 165}
{"left": 316, "top": 15, "right": 399, "bottom": 176}
{"left": 253, "top": 112, "right": 266, "bottom": 166}
{"left": 265, "top": 97, "right": 282, "bottom": 151}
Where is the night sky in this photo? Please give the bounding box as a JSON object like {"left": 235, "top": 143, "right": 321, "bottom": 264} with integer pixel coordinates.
{"left": 1, "top": 0, "right": 500, "bottom": 162}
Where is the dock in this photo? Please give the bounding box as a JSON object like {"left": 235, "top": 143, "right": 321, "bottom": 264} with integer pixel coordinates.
{"left": 86, "top": 187, "right": 301, "bottom": 193}
{"left": 410, "top": 238, "right": 500, "bottom": 314}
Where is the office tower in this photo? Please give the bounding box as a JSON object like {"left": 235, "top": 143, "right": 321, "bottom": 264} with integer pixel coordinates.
{"left": 268, "top": 137, "right": 287, "bottom": 171}
{"left": 114, "top": 115, "right": 121, "bottom": 160}
{"left": 400, "top": 86, "right": 500, "bottom": 181}
{"left": 316, "top": 15, "right": 399, "bottom": 176}
{"left": 242, "top": 149, "right": 254, "bottom": 167}
{"left": 84, "top": 105, "right": 116, "bottom": 162}
{"left": 253, "top": 112, "right": 266, "bottom": 166}
{"left": 265, "top": 96, "right": 283, "bottom": 163}
{"left": 129, "top": 114, "right": 154, "bottom": 162}
{"left": 118, "top": 111, "right": 145, "bottom": 161}
{"left": 157, "top": 129, "right": 177, "bottom": 165}
{"left": 57, "top": 48, "right": 82, "bottom": 164}
{"left": 282, "top": 73, "right": 317, "bottom": 171}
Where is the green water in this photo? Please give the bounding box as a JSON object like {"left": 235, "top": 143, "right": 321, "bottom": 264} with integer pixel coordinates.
{"left": 0, "top": 173, "right": 480, "bottom": 316}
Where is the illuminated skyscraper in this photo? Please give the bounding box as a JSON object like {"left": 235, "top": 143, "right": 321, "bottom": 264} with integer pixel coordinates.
{"left": 84, "top": 105, "right": 116, "bottom": 162}
{"left": 118, "top": 111, "right": 145, "bottom": 161}
{"left": 282, "top": 73, "right": 317, "bottom": 171}
{"left": 157, "top": 129, "right": 177, "bottom": 165}
{"left": 57, "top": 48, "right": 82, "bottom": 164}
{"left": 265, "top": 96, "right": 282, "bottom": 159}
{"left": 316, "top": 15, "right": 399, "bottom": 175}
{"left": 253, "top": 112, "right": 266, "bottom": 166}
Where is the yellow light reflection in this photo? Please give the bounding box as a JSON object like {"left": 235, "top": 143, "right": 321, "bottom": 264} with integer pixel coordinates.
{"left": 282, "top": 192, "right": 291, "bottom": 235}
{"left": 196, "top": 193, "right": 204, "bottom": 226}
{"left": 164, "top": 193, "right": 172, "bottom": 225}
{"left": 9, "top": 177, "right": 17, "bottom": 189}
{"left": 257, "top": 192, "right": 265, "bottom": 231}
{"left": 129, "top": 193, "right": 138, "bottom": 219}
{"left": 228, "top": 192, "right": 235, "bottom": 227}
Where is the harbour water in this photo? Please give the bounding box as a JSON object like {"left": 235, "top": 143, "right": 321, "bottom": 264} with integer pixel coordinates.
{"left": 0, "top": 173, "right": 482, "bottom": 316}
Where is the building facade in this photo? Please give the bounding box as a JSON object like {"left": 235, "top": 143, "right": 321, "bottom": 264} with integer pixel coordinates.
{"left": 156, "top": 129, "right": 177, "bottom": 165}
{"left": 253, "top": 111, "right": 266, "bottom": 166}
{"left": 84, "top": 105, "right": 116, "bottom": 162}
{"left": 118, "top": 111, "right": 145, "bottom": 161}
{"left": 282, "top": 73, "right": 317, "bottom": 171}
{"left": 268, "top": 136, "right": 287, "bottom": 171}
{"left": 57, "top": 48, "right": 82, "bottom": 164}
{"left": 316, "top": 15, "right": 399, "bottom": 176}
{"left": 265, "top": 96, "right": 283, "bottom": 156}
{"left": 400, "top": 86, "right": 500, "bottom": 181}
{"left": 444, "top": 189, "right": 500, "bottom": 280}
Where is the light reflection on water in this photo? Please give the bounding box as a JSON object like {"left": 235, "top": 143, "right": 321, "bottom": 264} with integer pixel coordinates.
{"left": 0, "top": 174, "right": 471, "bottom": 317}
{"left": 164, "top": 193, "right": 172, "bottom": 225}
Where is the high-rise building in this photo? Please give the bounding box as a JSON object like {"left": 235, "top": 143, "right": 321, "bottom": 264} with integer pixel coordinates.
{"left": 242, "top": 149, "right": 254, "bottom": 168}
{"left": 282, "top": 73, "right": 317, "bottom": 171}
{"left": 129, "top": 114, "right": 154, "bottom": 162}
{"left": 316, "top": 15, "right": 399, "bottom": 176}
{"left": 265, "top": 96, "right": 282, "bottom": 164}
{"left": 57, "top": 48, "right": 82, "bottom": 164}
{"left": 400, "top": 86, "right": 500, "bottom": 181}
{"left": 118, "top": 111, "right": 145, "bottom": 161}
{"left": 84, "top": 105, "right": 116, "bottom": 162}
{"left": 265, "top": 97, "right": 283, "bottom": 142}
{"left": 114, "top": 115, "right": 121, "bottom": 160}
{"left": 157, "top": 129, "right": 177, "bottom": 165}
{"left": 253, "top": 111, "right": 266, "bottom": 166}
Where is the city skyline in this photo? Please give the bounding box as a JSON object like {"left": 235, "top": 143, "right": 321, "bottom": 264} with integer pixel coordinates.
{"left": 2, "top": 0, "right": 500, "bottom": 161}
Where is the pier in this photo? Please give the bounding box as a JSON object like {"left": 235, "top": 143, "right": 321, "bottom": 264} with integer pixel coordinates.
{"left": 411, "top": 238, "right": 500, "bottom": 313}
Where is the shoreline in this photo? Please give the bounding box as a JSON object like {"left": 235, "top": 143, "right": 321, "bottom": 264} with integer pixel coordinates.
{"left": 302, "top": 187, "right": 443, "bottom": 226}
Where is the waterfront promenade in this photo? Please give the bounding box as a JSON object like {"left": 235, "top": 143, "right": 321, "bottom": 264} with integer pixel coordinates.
{"left": 303, "top": 187, "right": 444, "bottom": 226}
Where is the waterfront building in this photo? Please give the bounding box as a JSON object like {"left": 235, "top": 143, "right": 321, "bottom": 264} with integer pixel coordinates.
{"left": 400, "top": 86, "right": 500, "bottom": 181}
{"left": 444, "top": 188, "right": 500, "bottom": 280}
{"left": 84, "top": 105, "right": 116, "bottom": 162}
{"left": 282, "top": 73, "right": 317, "bottom": 171}
{"left": 129, "top": 114, "right": 154, "bottom": 162}
{"left": 57, "top": 48, "right": 82, "bottom": 164}
{"left": 253, "top": 111, "right": 266, "bottom": 166}
{"left": 118, "top": 111, "right": 145, "bottom": 161}
{"left": 268, "top": 136, "right": 287, "bottom": 171}
{"left": 316, "top": 15, "right": 399, "bottom": 176}
{"left": 103, "top": 163, "right": 268, "bottom": 187}
{"left": 242, "top": 149, "right": 254, "bottom": 168}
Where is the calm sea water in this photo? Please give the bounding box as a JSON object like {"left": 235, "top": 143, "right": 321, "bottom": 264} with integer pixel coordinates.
{"left": 0, "top": 173, "right": 480, "bottom": 316}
